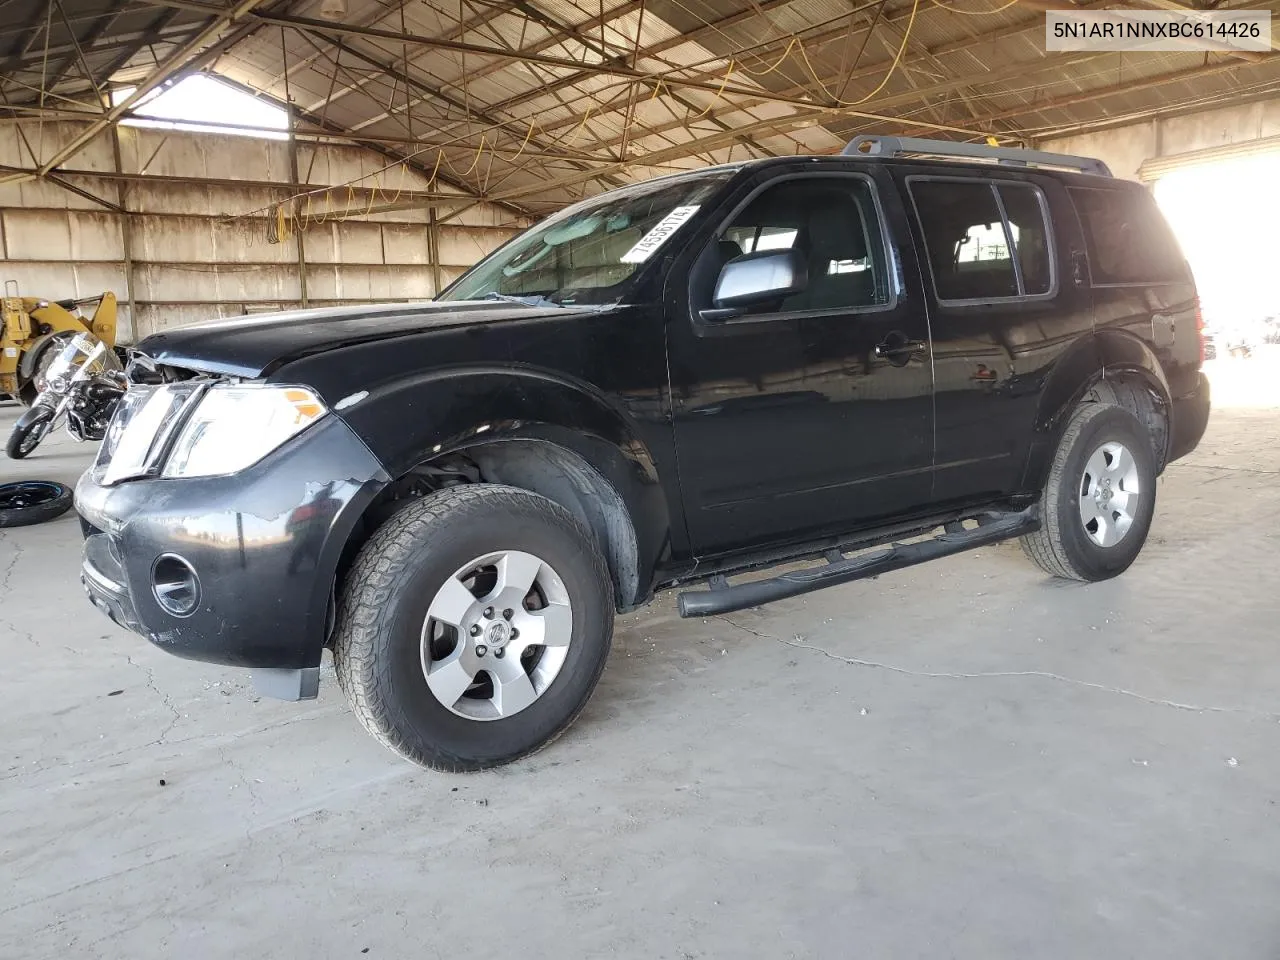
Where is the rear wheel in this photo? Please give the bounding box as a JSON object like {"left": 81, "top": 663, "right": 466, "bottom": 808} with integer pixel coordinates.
{"left": 333, "top": 484, "right": 614, "bottom": 771}
{"left": 1021, "top": 403, "right": 1157, "bottom": 581}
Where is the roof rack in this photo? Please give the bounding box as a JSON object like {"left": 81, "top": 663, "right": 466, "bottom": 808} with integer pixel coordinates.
{"left": 842, "top": 135, "right": 1112, "bottom": 177}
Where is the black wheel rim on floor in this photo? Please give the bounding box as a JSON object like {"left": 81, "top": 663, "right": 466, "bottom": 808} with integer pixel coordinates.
{"left": 0, "top": 481, "right": 67, "bottom": 511}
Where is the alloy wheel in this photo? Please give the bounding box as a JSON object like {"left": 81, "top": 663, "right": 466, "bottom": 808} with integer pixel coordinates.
{"left": 420, "top": 550, "right": 573, "bottom": 721}
{"left": 1078, "top": 440, "right": 1141, "bottom": 548}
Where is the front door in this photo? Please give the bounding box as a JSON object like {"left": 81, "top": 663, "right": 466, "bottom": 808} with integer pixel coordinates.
{"left": 667, "top": 167, "right": 935, "bottom": 558}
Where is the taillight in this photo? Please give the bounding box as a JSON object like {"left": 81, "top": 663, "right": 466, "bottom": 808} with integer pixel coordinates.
{"left": 1195, "top": 297, "right": 1205, "bottom": 366}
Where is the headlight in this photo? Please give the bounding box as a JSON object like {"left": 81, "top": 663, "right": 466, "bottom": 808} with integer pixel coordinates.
{"left": 162, "top": 384, "right": 327, "bottom": 478}
{"left": 100, "top": 384, "right": 202, "bottom": 486}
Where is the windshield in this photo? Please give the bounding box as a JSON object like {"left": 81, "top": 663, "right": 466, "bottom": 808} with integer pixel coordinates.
{"left": 439, "top": 169, "right": 737, "bottom": 307}
{"left": 46, "top": 333, "right": 118, "bottom": 386}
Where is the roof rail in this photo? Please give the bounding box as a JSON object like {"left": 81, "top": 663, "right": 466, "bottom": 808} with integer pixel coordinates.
{"left": 842, "top": 135, "right": 1112, "bottom": 177}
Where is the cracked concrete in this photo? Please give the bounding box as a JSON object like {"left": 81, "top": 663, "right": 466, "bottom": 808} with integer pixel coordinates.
{"left": 714, "top": 615, "right": 1280, "bottom": 720}
{"left": 3, "top": 357, "right": 1280, "bottom": 959}
{"left": 125, "top": 654, "right": 184, "bottom": 744}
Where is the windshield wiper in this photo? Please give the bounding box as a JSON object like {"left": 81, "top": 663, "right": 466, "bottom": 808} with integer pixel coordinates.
{"left": 481, "top": 291, "right": 564, "bottom": 308}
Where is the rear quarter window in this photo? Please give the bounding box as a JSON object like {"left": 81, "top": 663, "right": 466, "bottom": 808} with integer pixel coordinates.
{"left": 1070, "top": 186, "right": 1186, "bottom": 285}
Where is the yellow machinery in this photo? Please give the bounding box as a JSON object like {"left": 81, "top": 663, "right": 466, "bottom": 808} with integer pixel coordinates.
{"left": 1, "top": 283, "right": 118, "bottom": 404}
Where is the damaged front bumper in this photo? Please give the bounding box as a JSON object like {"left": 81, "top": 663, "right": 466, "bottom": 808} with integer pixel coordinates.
{"left": 76, "top": 414, "right": 389, "bottom": 699}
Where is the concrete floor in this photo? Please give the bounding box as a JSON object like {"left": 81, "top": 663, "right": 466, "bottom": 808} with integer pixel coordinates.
{"left": 3, "top": 358, "right": 1280, "bottom": 959}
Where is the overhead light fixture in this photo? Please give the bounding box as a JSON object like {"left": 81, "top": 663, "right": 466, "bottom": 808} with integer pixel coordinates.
{"left": 319, "top": 0, "right": 348, "bottom": 20}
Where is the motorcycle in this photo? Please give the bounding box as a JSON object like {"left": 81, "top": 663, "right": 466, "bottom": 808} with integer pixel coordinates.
{"left": 1, "top": 284, "right": 120, "bottom": 405}
{"left": 6, "top": 332, "right": 126, "bottom": 459}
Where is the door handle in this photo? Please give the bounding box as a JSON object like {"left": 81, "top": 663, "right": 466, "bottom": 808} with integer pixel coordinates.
{"left": 872, "top": 333, "right": 927, "bottom": 364}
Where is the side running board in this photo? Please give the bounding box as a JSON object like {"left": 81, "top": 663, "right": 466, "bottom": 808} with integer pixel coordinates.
{"left": 677, "top": 507, "right": 1040, "bottom": 618}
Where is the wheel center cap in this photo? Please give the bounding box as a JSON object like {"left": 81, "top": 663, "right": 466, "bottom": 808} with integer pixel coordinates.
{"left": 484, "top": 620, "right": 512, "bottom": 648}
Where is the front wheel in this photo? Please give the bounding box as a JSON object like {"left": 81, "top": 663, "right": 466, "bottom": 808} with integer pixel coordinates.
{"left": 1021, "top": 403, "right": 1158, "bottom": 581}
{"left": 6, "top": 404, "right": 55, "bottom": 459}
{"left": 333, "top": 484, "right": 614, "bottom": 771}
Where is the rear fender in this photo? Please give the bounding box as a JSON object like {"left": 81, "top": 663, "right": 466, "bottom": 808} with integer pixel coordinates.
{"left": 337, "top": 367, "right": 671, "bottom": 607}
{"left": 1022, "top": 331, "right": 1172, "bottom": 491}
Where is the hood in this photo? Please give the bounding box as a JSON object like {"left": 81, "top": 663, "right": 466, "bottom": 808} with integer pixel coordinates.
{"left": 134, "top": 300, "right": 570, "bottom": 379}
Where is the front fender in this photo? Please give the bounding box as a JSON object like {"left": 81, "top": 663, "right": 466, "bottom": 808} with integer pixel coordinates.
{"left": 335, "top": 366, "right": 672, "bottom": 603}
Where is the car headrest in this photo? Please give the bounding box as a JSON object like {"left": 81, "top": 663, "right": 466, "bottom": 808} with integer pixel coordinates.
{"left": 805, "top": 202, "right": 867, "bottom": 262}
{"left": 717, "top": 239, "right": 744, "bottom": 263}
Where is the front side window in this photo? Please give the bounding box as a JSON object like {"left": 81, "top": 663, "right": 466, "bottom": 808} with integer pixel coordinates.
{"left": 440, "top": 169, "right": 736, "bottom": 307}
{"left": 698, "top": 176, "right": 891, "bottom": 315}
{"left": 910, "top": 178, "right": 1053, "bottom": 302}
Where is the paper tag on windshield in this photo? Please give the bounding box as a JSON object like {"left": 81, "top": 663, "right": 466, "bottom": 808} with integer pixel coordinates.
{"left": 620, "top": 206, "right": 701, "bottom": 264}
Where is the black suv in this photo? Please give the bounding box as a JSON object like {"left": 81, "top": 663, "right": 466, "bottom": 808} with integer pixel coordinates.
{"left": 76, "top": 135, "right": 1211, "bottom": 771}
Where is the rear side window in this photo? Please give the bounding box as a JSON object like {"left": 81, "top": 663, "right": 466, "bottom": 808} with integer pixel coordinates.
{"left": 999, "top": 184, "right": 1052, "bottom": 296}
{"left": 1070, "top": 186, "right": 1185, "bottom": 285}
{"left": 910, "top": 179, "right": 1054, "bottom": 302}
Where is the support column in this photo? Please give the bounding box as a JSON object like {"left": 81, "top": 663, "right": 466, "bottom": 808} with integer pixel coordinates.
{"left": 428, "top": 206, "right": 443, "bottom": 298}
{"left": 282, "top": 26, "right": 308, "bottom": 309}
{"left": 286, "top": 102, "right": 309, "bottom": 309}
{"left": 109, "top": 124, "right": 137, "bottom": 341}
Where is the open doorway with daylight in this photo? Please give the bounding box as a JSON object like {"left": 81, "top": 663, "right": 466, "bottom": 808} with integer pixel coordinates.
{"left": 1153, "top": 151, "right": 1280, "bottom": 407}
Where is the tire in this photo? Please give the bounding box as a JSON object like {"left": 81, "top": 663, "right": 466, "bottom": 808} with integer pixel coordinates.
{"left": 333, "top": 484, "right": 614, "bottom": 772}
{"left": 1021, "top": 403, "right": 1158, "bottom": 582}
{"left": 1087, "top": 377, "right": 1167, "bottom": 472}
{"left": 6, "top": 404, "right": 55, "bottom": 459}
{"left": 0, "top": 480, "right": 74, "bottom": 528}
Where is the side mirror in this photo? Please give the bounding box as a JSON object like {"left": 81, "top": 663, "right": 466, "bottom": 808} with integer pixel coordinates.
{"left": 702, "top": 249, "right": 807, "bottom": 322}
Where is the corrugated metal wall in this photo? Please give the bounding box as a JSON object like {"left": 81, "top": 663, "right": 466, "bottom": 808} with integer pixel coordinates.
{"left": 1038, "top": 99, "right": 1280, "bottom": 182}
{"left": 0, "top": 121, "right": 527, "bottom": 341}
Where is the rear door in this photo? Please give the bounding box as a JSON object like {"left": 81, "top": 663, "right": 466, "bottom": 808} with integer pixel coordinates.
{"left": 667, "top": 163, "right": 935, "bottom": 558}
{"left": 897, "top": 168, "right": 1093, "bottom": 507}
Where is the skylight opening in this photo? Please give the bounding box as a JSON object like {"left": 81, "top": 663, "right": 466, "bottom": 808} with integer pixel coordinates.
{"left": 111, "top": 75, "right": 289, "bottom": 140}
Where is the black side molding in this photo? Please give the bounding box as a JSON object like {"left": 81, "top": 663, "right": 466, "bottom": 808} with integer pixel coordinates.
{"left": 677, "top": 507, "right": 1040, "bottom": 618}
